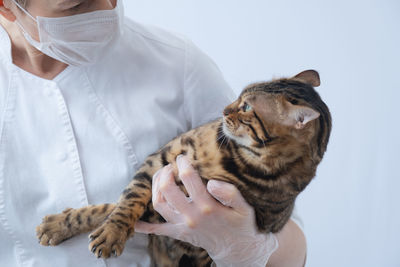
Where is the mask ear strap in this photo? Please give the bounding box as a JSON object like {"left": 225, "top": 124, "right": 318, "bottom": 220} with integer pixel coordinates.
{"left": 11, "top": 0, "right": 37, "bottom": 21}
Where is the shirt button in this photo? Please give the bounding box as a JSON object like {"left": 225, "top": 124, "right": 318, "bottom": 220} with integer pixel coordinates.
{"left": 44, "top": 82, "right": 57, "bottom": 97}
{"left": 44, "top": 86, "right": 54, "bottom": 97}
{"left": 56, "top": 152, "right": 68, "bottom": 162}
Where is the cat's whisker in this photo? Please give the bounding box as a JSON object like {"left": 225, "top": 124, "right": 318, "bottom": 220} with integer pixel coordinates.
{"left": 217, "top": 136, "right": 226, "bottom": 152}
{"left": 216, "top": 126, "right": 229, "bottom": 152}
{"left": 216, "top": 128, "right": 225, "bottom": 143}
{"left": 221, "top": 136, "right": 229, "bottom": 152}
{"left": 216, "top": 132, "right": 224, "bottom": 143}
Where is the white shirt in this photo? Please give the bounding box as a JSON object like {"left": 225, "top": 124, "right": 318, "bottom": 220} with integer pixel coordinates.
{"left": 0, "top": 18, "right": 235, "bottom": 267}
{"left": 0, "top": 16, "right": 304, "bottom": 267}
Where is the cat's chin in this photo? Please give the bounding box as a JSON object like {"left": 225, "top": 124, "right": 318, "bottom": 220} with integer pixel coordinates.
{"left": 222, "top": 122, "right": 252, "bottom": 147}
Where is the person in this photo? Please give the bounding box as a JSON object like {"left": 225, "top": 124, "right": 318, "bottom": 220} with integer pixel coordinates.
{"left": 0, "top": 0, "right": 306, "bottom": 266}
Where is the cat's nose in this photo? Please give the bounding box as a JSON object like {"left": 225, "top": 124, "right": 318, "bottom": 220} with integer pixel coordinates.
{"left": 223, "top": 107, "right": 234, "bottom": 116}
{"left": 223, "top": 108, "right": 232, "bottom": 116}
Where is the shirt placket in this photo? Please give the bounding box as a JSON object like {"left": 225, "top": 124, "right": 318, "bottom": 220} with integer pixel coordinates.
{"left": 49, "top": 80, "right": 89, "bottom": 208}
{"left": 41, "top": 80, "right": 109, "bottom": 267}
{"left": 0, "top": 71, "right": 107, "bottom": 267}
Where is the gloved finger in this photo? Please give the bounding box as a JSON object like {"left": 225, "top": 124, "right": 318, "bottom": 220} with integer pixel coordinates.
{"left": 134, "top": 221, "right": 177, "bottom": 237}
{"left": 177, "top": 155, "right": 212, "bottom": 203}
{"left": 207, "top": 180, "right": 252, "bottom": 215}
{"left": 134, "top": 221, "right": 154, "bottom": 234}
{"left": 158, "top": 164, "right": 193, "bottom": 215}
{"left": 152, "top": 168, "right": 164, "bottom": 204}
{"left": 135, "top": 221, "right": 192, "bottom": 243}
{"left": 152, "top": 190, "right": 183, "bottom": 223}
{"left": 153, "top": 169, "right": 183, "bottom": 223}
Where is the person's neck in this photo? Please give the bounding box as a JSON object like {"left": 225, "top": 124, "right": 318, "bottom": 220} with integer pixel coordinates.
{"left": 0, "top": 17, "right": 68, "bottom": 80}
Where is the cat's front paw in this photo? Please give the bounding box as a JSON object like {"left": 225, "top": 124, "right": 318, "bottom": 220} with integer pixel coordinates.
{"left": 36, "top": 208, "right": 74, "bottom": 246}
{"left": 88, "top": 220, "right": 131, "bottom": 258}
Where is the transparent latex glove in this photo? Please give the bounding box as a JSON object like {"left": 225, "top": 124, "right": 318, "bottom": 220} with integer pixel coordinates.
{"left": 135, "top": 155, "right": 278, "bottom": 267}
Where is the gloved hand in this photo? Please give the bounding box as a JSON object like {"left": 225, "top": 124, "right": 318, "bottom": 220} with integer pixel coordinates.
{"left": 135, "top": 155, "right": 278, "bottom": 267}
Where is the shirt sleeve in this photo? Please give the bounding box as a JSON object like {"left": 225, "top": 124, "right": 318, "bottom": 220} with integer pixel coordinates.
{"left": 290, "top": 205, "right": 305, "bottom": 233}
{"left": 183, "top": 39, "right": 236, "bottom": 129}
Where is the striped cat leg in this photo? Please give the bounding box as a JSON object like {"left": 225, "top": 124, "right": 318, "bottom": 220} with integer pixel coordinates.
{"left": 88, "top": 171, "right": 153, "bottom": 259}
{"left": 36, "top": 203, "right": 115, "bottom": 246}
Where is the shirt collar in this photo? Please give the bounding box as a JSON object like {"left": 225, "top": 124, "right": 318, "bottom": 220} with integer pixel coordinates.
{"left": 0, "top": 25, "right": 12, "bottom": 64}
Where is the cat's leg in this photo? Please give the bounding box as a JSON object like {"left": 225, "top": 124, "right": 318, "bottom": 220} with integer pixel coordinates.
{"left": 149, "top": 235, "right": 189, "bottom": 267}
{"left": 148, "top": 222, "right": 212, "bottom": 267}
{"left": 254, "top": 202, "right": 294, "bottom": 233}
{"left": 150, "top": 237, "right": 212, "bottom": 267}
{"left": 88, "top": 143, "right": 181, "bottom": 258}
{"left": 192, "top": 250, "right": 213, "bottom": 267}
{"left": 36, "top": 204, "right": 115, "bottom": 246}
{"left": 88, "top": 171, "right": 154, "bottom": 258}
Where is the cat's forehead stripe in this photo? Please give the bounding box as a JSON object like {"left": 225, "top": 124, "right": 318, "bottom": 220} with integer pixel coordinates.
{"left": 240, "top": 79, "right": 319, "bottom": 103}
{"left": 241, "top": 79, "right": 297, "bottom": 95}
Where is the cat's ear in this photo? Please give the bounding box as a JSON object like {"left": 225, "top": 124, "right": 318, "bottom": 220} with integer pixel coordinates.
{"left": 293, "top": 70, "right": 320, "bottom": 87}
{"left": 287, "top": 103, "right": 320, "bottom": 129}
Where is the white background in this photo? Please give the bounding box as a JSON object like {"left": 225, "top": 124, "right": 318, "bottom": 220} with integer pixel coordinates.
{"left": 124, "top": 1, "right": 400, "bottom": 266}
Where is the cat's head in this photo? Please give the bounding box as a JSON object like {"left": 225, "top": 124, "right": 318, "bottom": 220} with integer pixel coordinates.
{"left": 223, "top": 70, "right": 331, "bottom": 165}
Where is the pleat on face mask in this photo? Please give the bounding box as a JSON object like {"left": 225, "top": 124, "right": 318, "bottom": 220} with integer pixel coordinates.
{"left": 12, "top": 0, "right": 124, "bottom": 66}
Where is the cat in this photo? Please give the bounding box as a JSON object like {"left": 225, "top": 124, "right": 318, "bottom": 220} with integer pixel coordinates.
{"left": 36, "top": 70, "right": 331, "bottom": 266}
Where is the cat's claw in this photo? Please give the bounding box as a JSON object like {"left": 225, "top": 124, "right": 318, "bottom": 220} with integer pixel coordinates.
{"left": 36, "top": 213, "right": 73, "bottom": 246}
{"left": 88, "top": 221, "right": 129, "bottom": 259}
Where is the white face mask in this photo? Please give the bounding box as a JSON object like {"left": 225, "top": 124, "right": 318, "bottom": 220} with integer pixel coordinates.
{"left": 12, "top": 0, "right": 124, "bottom": 66}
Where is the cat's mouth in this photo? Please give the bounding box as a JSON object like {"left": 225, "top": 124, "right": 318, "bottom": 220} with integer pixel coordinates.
{"left": 222, "top": 117, "right": 237, "bottom": 135}
{"left": 222, "top": 121, "right": 235, "bottom": 139}
{"left": 222, "top": 118, "right": 251, "bottom": 147}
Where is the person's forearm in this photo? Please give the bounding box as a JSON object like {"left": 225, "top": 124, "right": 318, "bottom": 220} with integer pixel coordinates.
{"left": 266, "top": 219, "right": 307, "bottom": 267}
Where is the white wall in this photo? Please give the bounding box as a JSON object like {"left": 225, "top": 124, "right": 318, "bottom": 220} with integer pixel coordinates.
{"left": 123, "top": 1, "right": 400, "bottom": 266}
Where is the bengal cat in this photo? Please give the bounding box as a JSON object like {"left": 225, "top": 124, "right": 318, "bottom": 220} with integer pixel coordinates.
{"left": 36, "top": 70, "right": 331, "bottom": 266}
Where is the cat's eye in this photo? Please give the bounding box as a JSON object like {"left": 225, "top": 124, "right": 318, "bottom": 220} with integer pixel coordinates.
{"left": 242, "top": 103, "right": 252, "bottom": 112}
